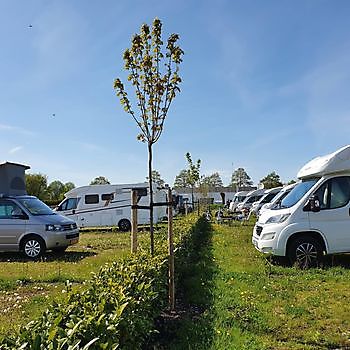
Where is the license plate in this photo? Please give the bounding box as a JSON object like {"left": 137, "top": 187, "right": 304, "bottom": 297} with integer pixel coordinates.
{"left": 70, "top": 238, "right": 79, "bottom": 245}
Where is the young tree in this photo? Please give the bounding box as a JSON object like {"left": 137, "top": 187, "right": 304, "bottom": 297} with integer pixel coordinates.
{"left": 260, "top": 171, "right": 283, "bottom": 189}
{"left": 114, "top": 18, "right": 183, "bottom": 255}
{"left": 146, "top": 170, "right": 165, "bottom": 187}
{"left": 25, "top": 173, "right": 48, "bottom": 200}
{"left": 185, "top": 152, "right": 201, "bottom": 205}
{"left": 230, "top": 168, "right": 253, "bottom": 189}
{"left": 202, "top": 172, "right": 223, "bottom": 188}
{"left": 173, "top": 169, "right": 190, "bottom": 188}
{"left": 90, "top": 176, "right": 110, "bottom": 185}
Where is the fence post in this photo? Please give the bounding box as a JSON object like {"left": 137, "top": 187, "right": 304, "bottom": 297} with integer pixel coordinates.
{"left": 197, "top": 199, "right": 200, "bottom": 216}
{"left": 167, "top": 186, "right": 175, "bottom": 311}
{"left": 185, "top": 200, "right": 188, "bottom": 216}
{"left": 131, "top": 189, "right": 138, "bottom": 253}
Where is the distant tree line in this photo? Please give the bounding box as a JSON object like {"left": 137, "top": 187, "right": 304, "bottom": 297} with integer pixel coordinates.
{"left": 25, "top": 174, "right": 75, "bottom": 205}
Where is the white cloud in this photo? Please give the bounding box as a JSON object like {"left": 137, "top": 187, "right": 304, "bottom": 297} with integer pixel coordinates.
{"left": 0, "top": 123, "right": 35, "bottom": 136}
{"left": 9, "top": 146, "right": 23, "bottom": 154}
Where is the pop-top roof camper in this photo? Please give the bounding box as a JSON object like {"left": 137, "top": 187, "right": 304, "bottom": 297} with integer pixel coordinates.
{"left": 0, "top": 162, "right": 30, "bottom": 196}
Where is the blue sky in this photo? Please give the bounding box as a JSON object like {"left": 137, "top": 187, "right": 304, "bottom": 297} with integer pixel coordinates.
{"left": 1, "top": 0, "right": 350, "bottom": 187}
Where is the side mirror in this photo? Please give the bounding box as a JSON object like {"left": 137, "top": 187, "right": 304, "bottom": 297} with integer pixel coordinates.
{"left": 306, "top": 195, "right": 321, "bottom": 212}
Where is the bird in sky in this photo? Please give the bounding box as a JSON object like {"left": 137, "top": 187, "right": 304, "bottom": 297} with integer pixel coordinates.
{"left": 28, "top": 24, "right": 32, "bottom": 28}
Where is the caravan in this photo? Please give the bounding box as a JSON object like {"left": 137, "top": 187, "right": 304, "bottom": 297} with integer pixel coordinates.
{"left": 56, "top": 183, "right": 167, "bottom": 230}
{"left": 252, "top": 145, "right": 350, "bottom": 267}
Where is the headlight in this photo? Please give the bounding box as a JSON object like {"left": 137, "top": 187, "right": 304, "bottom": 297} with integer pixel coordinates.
{"left": 265, "top": 214, "right": 290, "bottom": 224}
{"left": 261, "top": 232, "right": 276, "bottom": 240}
{"left": 46, "top": 224, "right": 63, "bottom": 231}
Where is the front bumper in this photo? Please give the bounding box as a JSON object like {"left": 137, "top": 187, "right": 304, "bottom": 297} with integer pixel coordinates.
{"left": 45, "top": 229, "right": 80, "bottom": 249}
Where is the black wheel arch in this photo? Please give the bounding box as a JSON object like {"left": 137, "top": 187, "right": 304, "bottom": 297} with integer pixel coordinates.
{"left": 286, "top": 231, "right": 327, "bottom": 256}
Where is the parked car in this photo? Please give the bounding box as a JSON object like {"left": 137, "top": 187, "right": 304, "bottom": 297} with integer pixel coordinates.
{"left": 0, "top": 195, "right": 79, "bottom": 259}
{"left": 252, "top": 145, "right": 350, "bottom": 268}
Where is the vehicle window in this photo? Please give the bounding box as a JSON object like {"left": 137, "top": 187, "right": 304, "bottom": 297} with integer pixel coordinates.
{"left": 85, "top": 194, "right": 99, "bottom": 204}
{"left": 67, "top": 198, "right": 79, "bottom": 210}
{"left": 281, "top": 179, "right": 318, "bottom": 209}
{"left": 59, "top": 200, "right": 68, "bottom": 211}
{"left": 101, "top": 193, "right": 114, "bottom": 201}
{"left": 17, "top": 197, "right": 53, "bottom": 215}
{"left": 314, "top": 177, "right": 350, "bottom": 210}
{"left": 0, "top": 201, "right": 23, "bottom": 219}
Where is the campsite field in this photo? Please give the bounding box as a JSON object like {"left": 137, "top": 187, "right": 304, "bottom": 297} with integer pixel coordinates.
{"left": 169, "top": 220, "right": 350, "bottom": 350}
{"left": 0, "top": 230, "right": 147, "bottom": 336}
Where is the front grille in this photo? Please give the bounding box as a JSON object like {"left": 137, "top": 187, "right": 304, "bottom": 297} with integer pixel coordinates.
{"left": 256, "top": 225, "right": 263, "bottom": 236}
{"left": 66, "top": 232, "right": 79, "bottom": 239}
{"left": 62, "top": 223, "right": 77, "bottom": 231}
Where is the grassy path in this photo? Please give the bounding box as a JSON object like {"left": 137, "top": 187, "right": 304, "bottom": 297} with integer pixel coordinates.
{"left": 169, "top": 221, "right": 350, "bottom": 350}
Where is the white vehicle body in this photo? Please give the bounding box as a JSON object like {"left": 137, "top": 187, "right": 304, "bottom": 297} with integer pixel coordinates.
{"left": 250, "top": 187, "right": 282, "bottom": 215}
{"left": 252, "top": 145, "right": 350, "bottom": 267}
{"left": 258, "top": 183, "right": 297, "bottom": 216}
{"left": 56, "top": 183, "right": 167, "bottom": 230}
{"left": 229, "top": 191, "right": 249, "bottom": 212}
{"left": 236, "top": 189, "right": 266, "bottom": 212}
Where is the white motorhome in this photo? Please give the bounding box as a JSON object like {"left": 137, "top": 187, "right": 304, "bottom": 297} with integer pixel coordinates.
{"left": 250, "top": 187, "right": 282, "bottom": 215}
{"left": 236, "top": 189, "right": 266, "bottom": 212}
{"left": 55, "top": 183, "right": 167, "bottom": 231}
{"left": 252, "top": 145, "right": 350, "bottom": 268}
{"left": 258, "top": 183, "right": 297, "bottom": 217}
{"left": 229, "top": 191, "right": 249, "bottom": 212}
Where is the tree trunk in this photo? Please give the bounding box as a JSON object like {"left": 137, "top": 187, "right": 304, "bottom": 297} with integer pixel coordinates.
{"left": 148, "top": 142, "right": 154, "bottom": 256}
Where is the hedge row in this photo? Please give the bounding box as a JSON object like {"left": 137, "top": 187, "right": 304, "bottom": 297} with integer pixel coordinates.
{"left": 0, "top": 215, "right": 207, "bottom": 350}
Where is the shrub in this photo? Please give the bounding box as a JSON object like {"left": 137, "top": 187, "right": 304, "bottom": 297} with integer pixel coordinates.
{"left": 0, "top": 215, "right": 205, "bottom": 349}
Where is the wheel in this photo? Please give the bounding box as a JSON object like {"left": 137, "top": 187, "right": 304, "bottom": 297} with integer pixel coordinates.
{"left": 52, "top": 246, "right": 68, "bottom": 254}
{"left": 118, "top": 219, "right": 131, "bottom": 232}
{"left": 22, "top": 236, "right": 45, "bottom": 259}
{"left": 288, "top": 236, "right": 323, "bottom": 268}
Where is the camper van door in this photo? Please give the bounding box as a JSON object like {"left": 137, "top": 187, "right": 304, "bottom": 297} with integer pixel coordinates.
{"left": 307, "top": 175, "right": 350, "bottom": 253}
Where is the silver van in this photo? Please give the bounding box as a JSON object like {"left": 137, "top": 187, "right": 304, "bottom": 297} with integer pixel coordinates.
{"left": 0, "top": 195, "right": 79, "bottom": 259}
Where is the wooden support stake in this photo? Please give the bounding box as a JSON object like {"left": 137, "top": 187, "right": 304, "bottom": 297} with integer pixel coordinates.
{"left": 185, "top": 200, "right": 188, "bottom": 216}
{"left": 131, "top": 189, "right": 138, "bottom": 253}
{"left": 167, "top": 187, "right": 175, "bottom": 311}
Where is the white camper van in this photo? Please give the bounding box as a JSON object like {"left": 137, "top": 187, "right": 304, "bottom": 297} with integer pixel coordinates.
{"left": 250, "top": 187, "right": 282, "bottom": 215}
{"left": 56, "top": 183, "right": 167, "bottom": 231}
{"left": 236, "top": 189, "right": 266, "bottom": 212}
{"left": 252, "top": 145, "right": 350, "bottom": 268}
{"left": 229, "top": 191, "right": 249, "bottom": 212}
{"left": 258, "top": 183, "right": 297, "bottom": 216}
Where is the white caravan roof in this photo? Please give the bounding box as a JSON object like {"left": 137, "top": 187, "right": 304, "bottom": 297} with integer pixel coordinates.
{"left": 65, "top": 182, "right": 149, "bottom": 197}
{"left": 297, "top": 145, "right": 350, "bottom": 179}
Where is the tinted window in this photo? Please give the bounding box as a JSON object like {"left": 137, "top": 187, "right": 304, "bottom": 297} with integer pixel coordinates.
{"left": 314, "top": 176, "right": 350, "bottom": 210}
{"left": 102, "top": 193, "right": 114, "bottom": 201}
{"left": 67, "top": 198, "right": 79, "bottom": 210}
{"left": 85, "top": 194, "right": 99, "bottom": 204}
{"left": 0, "top": 200, "right": 23, "bottom": 219}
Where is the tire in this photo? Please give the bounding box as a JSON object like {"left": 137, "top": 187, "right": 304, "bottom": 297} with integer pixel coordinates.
{"left": 22, "top": 236, "right": 45, "bottom": 259}
{"left": 118, "top": 219, "right": 131, "bottom": 232}
{"left": 288, "top": 236, "right": 324, "bottom": 269}
{"left": 52, "top": 246, "right": 68, "bottom": 254}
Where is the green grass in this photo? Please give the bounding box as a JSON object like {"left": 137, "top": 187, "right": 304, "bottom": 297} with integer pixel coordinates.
{"left": 0, "top": 230, "right": 150, "bottom": 336}
{"left": 169, "top": 221, "right": 350, "bottom": 350}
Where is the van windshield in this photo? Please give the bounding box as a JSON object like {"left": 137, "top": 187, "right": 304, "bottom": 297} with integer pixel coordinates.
{"left": 18, "top": 197, "right": 54, "bottom": 216}
{"left": 280, "top": 179, "right": 319, "bottom": 209}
